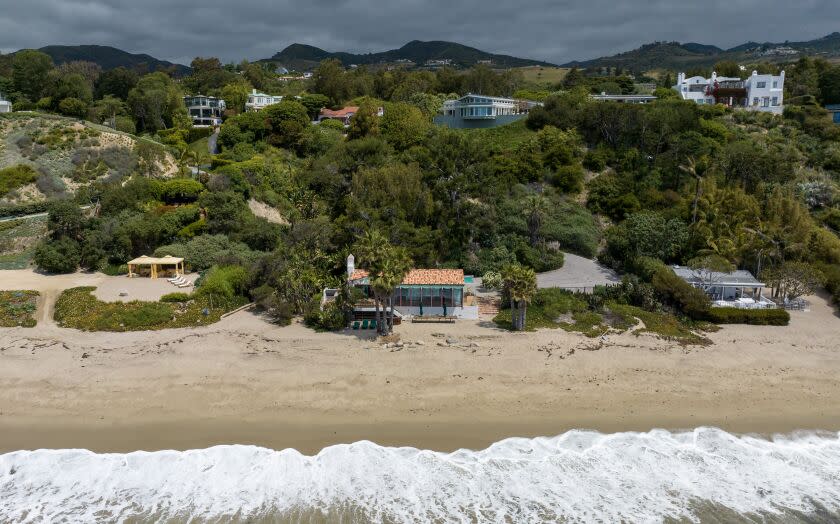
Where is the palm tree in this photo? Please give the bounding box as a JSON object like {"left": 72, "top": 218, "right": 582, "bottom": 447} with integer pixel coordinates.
{"left": 501, "top": 264, "right": 537, "bottom": 331}
{"left": 355, "top": 230, "right": 387, "bottom": 333}
{"left": 679, "top": 156, "right": 705, "bottom": 225}
{"left": 355, "top": 230, "right": 413, "bottom": 335}
{"left": 522, "top": 194, "right": 548, "bottom": 247}
{"left": 374, "top": 247, "right": 412, "bottom": 334}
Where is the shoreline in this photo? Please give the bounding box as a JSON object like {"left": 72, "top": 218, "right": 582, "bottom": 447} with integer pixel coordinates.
{"left": 2, "top": 271, "right": 840, "bottom": 454}
{"left": 2, "top": 414, "right": 839, "bottom": 455}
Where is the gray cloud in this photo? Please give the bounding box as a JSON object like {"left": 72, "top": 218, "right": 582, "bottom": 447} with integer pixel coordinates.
{"left": 0, "top": 0, "right": 838, "bottom": 65}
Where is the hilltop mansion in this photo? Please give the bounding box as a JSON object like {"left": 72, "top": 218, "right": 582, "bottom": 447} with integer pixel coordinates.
{"left": 673, "top": 70, "right": 785, "bottom": 114}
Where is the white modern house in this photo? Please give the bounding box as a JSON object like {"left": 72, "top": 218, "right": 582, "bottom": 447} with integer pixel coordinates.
{"left": 245, "top": 89, "right": 283, "bottom": 112}
{"left": 673, "top": 70, "right": 785, "bottom": 114}
{"left": 671, "top": 265, "right": 777, "bottom": 309}
{"left": 183, "top": 95, "right": 226, "bottom": 127}
{"left": 434, "top": 94, "right": 540, "bottom": 129}
{"left": 0, "top": 94, "right": 11, "bottom": 113}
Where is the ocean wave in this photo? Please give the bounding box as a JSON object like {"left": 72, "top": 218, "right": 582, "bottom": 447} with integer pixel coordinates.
{"left": 2, "top": 427, "right": 840, "bottom": 523}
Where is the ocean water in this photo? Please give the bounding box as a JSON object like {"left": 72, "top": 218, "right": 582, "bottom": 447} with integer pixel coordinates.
{"left": 1, "top": 427, "right": 839, "bottom": 523}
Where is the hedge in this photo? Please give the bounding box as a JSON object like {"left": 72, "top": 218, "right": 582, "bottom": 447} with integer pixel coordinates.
{"left": 706, "top": 307, "right": 790, "bottom": 326}
{"left": 0, "top": 201, "right": 50, "bottom": 219}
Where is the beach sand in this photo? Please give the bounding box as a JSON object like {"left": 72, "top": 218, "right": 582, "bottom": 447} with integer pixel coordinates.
{"left": 1, "top": 270, "right": 839, "bottom": 454}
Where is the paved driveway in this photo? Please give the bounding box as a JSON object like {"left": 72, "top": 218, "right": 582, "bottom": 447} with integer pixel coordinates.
{"left": 537, "top": 253, "right": 620, "bottom": 291}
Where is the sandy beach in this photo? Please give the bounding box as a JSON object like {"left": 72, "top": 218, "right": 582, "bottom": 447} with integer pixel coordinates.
{"left": 1, "top": 270, "right": 839, "bottom": 454}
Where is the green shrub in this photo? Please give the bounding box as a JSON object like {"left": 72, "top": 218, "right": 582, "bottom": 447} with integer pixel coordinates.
{"left": 197, "top": 265, "right": 249, "bottom": 305}
{"left": 0, "top": 165, "right": 39, "bottom": 196}
{"left": 152, "top": 178, "right": 205, "bottom": 204}
{"left": 706, "top": 307, "right": 790, "bottom": 326}
{"left": 651, "top": 266, "right": 710, "bottom": 319}
{"left": 33, "top": 237, "right": 81, "bottom": 274}
{"left": 304, "top": 294, "right": 348, "bottom": 331}
{"left": 0, "top": 201, "right": 50, "bottom": 219}
{"left": 101, "top": 263, "right": 128, "bottom": 276}
{"left": 160, "top": 292, "right": 192, "bottom": 303}
{"left": 549, "top": 164, "right": 585, "bottom": 193}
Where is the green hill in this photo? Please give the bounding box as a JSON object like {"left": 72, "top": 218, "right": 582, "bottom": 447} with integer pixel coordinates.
{"left": 264, "top": 40, "right": 556, "bottom": 70}
{"left": 24, "top": 45, "right": 191, "bottom": 75}
{"left": 563, "top": 33, "right": 840, "bottom": 73}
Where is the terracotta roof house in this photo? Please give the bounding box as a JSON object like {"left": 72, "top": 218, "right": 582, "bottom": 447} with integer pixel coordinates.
{"left": 343, "top": 255, "right": 478, "bottom": 320}
{"left": 318, "top": 106, "right": 384, "bottom": 126}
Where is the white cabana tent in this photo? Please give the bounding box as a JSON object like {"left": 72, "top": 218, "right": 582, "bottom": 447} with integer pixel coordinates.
{"left": 127, "top": 255, "right": 185, "bottom": 278}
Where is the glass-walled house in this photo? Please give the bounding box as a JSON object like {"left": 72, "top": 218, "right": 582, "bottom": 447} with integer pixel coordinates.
{"left": 434, "top": 94, "right": 539, "bottom": 129}
{"left": 183, "top": 95, "right": 226, "bottom": 126}
{"left": 344, "top": 256, "right": 478, "bottom": 319}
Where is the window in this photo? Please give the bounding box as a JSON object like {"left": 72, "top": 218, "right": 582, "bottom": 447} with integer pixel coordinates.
{"left": 763, "top": 97, "right": 770, "bottom": 107}
{"left": 772, "top": 97, "right": 779, "bottom": 106}
{"left": 697, "top": 99, "right": 705, "bottom": 105}
{"left": 772, "top": 81, "right": 778, "bottom": 88}
{"left": 756, "top": 81, "right": 766, "bottom": 88}
{"left": 753, "top": 97, "right": 759, "bottom": 106}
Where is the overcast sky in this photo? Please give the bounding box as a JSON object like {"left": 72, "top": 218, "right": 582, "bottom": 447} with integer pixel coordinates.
{"left": 1, "top": 0, "right": 838, "bottom": 65}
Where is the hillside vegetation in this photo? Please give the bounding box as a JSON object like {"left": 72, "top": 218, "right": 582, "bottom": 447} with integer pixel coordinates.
{"left": 0, "top": 114, "right": 177, "bottom": 206}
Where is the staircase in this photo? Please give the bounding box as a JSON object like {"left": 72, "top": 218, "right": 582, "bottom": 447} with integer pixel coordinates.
{"left": 477, "top": 296, "right": 501, "bottom": 318}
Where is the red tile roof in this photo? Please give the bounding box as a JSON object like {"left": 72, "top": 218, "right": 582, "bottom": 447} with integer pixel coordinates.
{"left": 349, "top": 268, "right": 464, "bottom": 286}
{"left": 320, "top": 106, "right": 359, "bottom": 118}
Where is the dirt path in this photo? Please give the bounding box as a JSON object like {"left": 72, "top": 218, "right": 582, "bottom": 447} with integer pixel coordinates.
{"left": 37, "top": 290, "right": 56, "bottom": 327}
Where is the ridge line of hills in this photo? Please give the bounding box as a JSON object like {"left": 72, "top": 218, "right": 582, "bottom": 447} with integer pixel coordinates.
{"left": 8, "top": 32, "right": 840, "bottom": 76}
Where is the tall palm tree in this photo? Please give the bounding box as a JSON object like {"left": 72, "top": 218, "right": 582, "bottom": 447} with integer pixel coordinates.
{"left": 522, "top": 194, "right": 548, "bottom": 247}
{"left": 502, "top": 264, "right": 537, "bottom": 331}
{"left": 374, "top": 247, "right": 412, "bottom": 335}
{"left": 679, "top": 156, "right": 705, "bottom": 225}
{"left": 355, "top": 230, "right": 413, "bottom": 335}
{"left": 355, "top": 230, "right": 387, "bottom": 333}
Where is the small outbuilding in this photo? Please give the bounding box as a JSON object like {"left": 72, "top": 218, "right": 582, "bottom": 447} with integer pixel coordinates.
{"left": 127, "top": 255, "right": 185, "bottom": 279}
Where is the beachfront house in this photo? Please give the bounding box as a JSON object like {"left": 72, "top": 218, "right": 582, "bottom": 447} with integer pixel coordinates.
{"left": 671, "top": 265, "right": 776, "bottom": 309}
{"left": 0, "top": 94, "right": 11, "bottom": 113}
{"left": 434, "top": 94, "right": 540, "bottom": 129}
{"left": 245, "top": 89, "right": 283, "bottom": 112}
{"left": 342, "top": 255, "right": 478, "bottom": 320}
{"left": 673, "top": 70, "right": 785, "bottom": 114}
{"left": 183, "top": 95, "right": 226, "bottom": 127}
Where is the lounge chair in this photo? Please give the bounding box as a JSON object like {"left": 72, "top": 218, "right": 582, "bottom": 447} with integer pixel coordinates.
{"left": 166, "top": 275, "right": 182, "bottom": 282}
{"left": 170, "top": 277, "right": 187, "bottom": 286}
{"left": 370, "top": 319, "right": 377, "bottom": 331}
{"left": 361, "top": 319, "right": 369, "bottom": 330}
{"left": 176, "top": 280, "right": 192, "bottom": 288}
{"left": 352, "top": 321, "right": 360, "bottom": 330}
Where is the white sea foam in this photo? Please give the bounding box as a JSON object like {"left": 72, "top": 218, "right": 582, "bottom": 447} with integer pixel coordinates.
{"left": 2, "top": 427, "right": 840, "bottom": 523}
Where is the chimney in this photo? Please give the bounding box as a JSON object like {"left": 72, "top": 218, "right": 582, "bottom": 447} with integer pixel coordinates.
{"left": 347, "top": 254, "right": 355, "bottom": 279}
{"left": 677, "top": 72, "right": 685, "bottom": 85}
{"left": 752, "top": 70, "right": 758, "bottom": 76}
{"left": 252, "top": 89, "right": 257, "bottom": 94}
